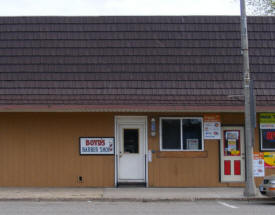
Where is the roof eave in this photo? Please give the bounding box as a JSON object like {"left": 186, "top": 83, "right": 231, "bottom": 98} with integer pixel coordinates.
{"left": 0, "top": 105, "right": 274, "bottom": 113}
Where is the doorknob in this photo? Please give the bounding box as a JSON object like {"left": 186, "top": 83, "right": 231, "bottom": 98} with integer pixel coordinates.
{"left": 119, "top": 151, "right": 122, "bottom": 158}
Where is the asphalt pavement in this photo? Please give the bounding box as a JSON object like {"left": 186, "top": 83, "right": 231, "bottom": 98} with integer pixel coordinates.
{"left": 0, "top": 200, "right": 274, "bottom": 215}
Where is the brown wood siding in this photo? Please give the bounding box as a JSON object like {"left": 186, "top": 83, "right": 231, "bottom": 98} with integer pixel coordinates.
{"left": 148, "top": 113, "right": 275, "bottom": 187}
{"left": 148, "top": 113, "right": 236, "bottom": 187}
{"left": 0, "top": 113, "right": 115, "bottom": 187}
{"left": 0, "top": 112, "right": 274, "bottom": 187}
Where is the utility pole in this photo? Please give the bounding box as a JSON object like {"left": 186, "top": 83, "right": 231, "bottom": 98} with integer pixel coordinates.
{"left": 240, "top": 0, "right": 257, "bottom": 196}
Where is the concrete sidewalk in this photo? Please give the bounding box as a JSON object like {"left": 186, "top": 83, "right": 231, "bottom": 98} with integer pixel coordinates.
{"left": 0, "top": 187, "right": 267, "bottom": 202}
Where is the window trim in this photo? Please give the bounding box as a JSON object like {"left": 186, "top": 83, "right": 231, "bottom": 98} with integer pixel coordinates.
{"left": 160, "top": 117, "right": 204, "bottom": 152}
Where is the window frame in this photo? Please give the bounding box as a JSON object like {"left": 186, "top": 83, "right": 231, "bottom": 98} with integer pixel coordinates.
{"left": 160, "top": 117, "right": 204, "bottom": 152}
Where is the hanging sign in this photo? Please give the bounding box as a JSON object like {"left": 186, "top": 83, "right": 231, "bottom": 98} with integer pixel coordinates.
{"left": 253, "top": 152, "right": 265, "bottom": 177}
{"left": 79, "top": 137, "right": 114, "bottom": 155}
{"left": 204, "top": 114, "right": 221, "bottom": 139}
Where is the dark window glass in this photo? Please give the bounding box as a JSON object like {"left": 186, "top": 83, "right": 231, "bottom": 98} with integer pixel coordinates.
{"left": 162, "top": 119, "right": 181, "bottom": 149}
{"left": 124, "top": 129, "right": 139, "bottom": 153}
{"left": 182, "top": 119, "right": 202, "bottom": 150}
{"left": 261, "top": 129, "right": 275, "bottom": 150}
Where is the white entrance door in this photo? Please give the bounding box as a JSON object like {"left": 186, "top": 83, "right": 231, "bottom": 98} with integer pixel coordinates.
{"left": 220, "top": 127, "right": 245, "bottom": 182}
{"left": 116, "top": 117, "right": 147, "bottom": 183}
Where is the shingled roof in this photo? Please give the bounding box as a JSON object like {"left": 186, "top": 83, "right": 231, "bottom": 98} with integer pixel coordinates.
{"left": 0, "top": 16, "right": 275, "bottom": 112}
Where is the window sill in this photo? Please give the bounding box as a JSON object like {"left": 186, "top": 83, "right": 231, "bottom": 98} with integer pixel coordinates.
{"left": 260, "top": 149, "right": 275, "bottom": 152}
{"left": 156, "top": 151, "right": 208, "bottom": 158}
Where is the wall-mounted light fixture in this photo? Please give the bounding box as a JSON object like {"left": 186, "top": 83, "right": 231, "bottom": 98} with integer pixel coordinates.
{"left": 151, "top": 117, "right": 156, "bottom": 137}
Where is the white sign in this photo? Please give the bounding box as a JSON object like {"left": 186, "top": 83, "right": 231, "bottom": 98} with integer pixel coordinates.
{"left": 204, "top": 122, "right": 221, "bottom": 139}
{"left": 187, "top": 139, "right": 199, "bottom": 150}
{"left": 260, "top": 123, "right": 275, "bottom": 129}
{"left": 148, "top": 150, "right": 152, "bottom": 162}
{"left": 253, "top": 157, "right": 265, "bottom": 177}
{"left": 80, "top": 137, "right": 114, "bottom": 155}
{"left": 225, "top": 131, "right": 239, "bottom": 140}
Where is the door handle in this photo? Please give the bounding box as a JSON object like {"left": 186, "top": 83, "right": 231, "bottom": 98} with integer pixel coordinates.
{"left": 119, "top": 151, "right": 122, "bottom": 158}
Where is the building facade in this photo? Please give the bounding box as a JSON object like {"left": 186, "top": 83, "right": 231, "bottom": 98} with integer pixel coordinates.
{"left": 0, "top": 16, "right": 275, "bottom": 187}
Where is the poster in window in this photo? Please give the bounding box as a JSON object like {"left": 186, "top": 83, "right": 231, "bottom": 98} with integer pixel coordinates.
{"left": 186, "top": 139, "right": 199, "bottom": 150}
{"left": 224, "top": 130, "right": 240, "bottom": 156}
{"left": 226, "top": 131, "right": 239, "bottom": 140}
{"left": 228, "top": 139, "right": 240, "bottom": 156}
{"left": 228, "top": 139, "right": 237, "bottom": 151}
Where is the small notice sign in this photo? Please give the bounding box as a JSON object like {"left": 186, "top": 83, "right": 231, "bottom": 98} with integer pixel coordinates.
{"left": 80, "top": 137, "right": 114, "bottom": 155}
{"left": 254, "top": 152, "right": 265, "bottom": 177}
{"left": 204, "top": 114, "right": 221, "bottom": 139}
{"left": 187, "top": 139, "right": 199, "bottom": 150}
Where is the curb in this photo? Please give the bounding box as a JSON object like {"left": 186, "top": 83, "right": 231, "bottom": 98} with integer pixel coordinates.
{"left": 0, "top": 197, "right": 267, "bottom": 202}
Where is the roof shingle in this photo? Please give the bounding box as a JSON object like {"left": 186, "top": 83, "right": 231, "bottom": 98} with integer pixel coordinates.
{"left": 0, "top": 16, "right": 275, "bottom": 111}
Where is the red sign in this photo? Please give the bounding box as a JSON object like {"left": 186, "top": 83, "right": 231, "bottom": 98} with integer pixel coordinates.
{"left": 265, "top": 131, "right": 275, "bottom": 141}
{"left": 204, "top": 114, "right": 221, "bottom": 122}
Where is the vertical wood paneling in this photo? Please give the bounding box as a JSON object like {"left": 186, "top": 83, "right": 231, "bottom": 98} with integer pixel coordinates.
{"left": 0, "top": 113, "right": 115, "bottom": 187}
{"left": 148, "top": 113, "right": 246, "bottom": 187}
{"left": 0, "top": 112, "right": 274, "bottom": 187}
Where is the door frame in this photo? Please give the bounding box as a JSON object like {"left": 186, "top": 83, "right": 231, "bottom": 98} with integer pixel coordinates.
{"left": 114, "top": 116, "right": 148, "bottom": 187}
{"left": 220, "top": 126, "right": 245, "bottom": 182}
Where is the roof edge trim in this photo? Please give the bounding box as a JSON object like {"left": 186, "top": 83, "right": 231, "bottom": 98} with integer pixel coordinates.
{"left": 0, "top": 105, "right": 273, "bottom": 113}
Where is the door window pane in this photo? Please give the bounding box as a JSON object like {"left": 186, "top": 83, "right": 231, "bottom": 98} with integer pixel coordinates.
{"left": 223, "top": 130, "right": 240, "bottom": 156}
{"left": 124, "top": 129, "right": 139, "bottom": 153}
{"left": 182, "top": 119, "right": 202, "bottom": 150}
{"left": 162, "top": 119, "right": 181, "bottom": 149}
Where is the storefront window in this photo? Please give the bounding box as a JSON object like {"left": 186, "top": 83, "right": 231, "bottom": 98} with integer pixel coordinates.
{"left": 160, "top": 117, "right": 203, "bottom": 151}
{"left": 259, "top": 113, "right": 275, "bottom": 151}
{"left": 260, "top": 129, "right": 275, "bottom": 151}
{"left": 162, "top": 119, "right": 181, "bottom": 149}
{"left": 182, "top": 119, "right": 202, "bottom": 150}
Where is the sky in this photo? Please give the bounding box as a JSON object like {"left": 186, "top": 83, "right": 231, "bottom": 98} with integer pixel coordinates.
{"left": 0, "top": 0, "right": 242, "bottom": 16}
